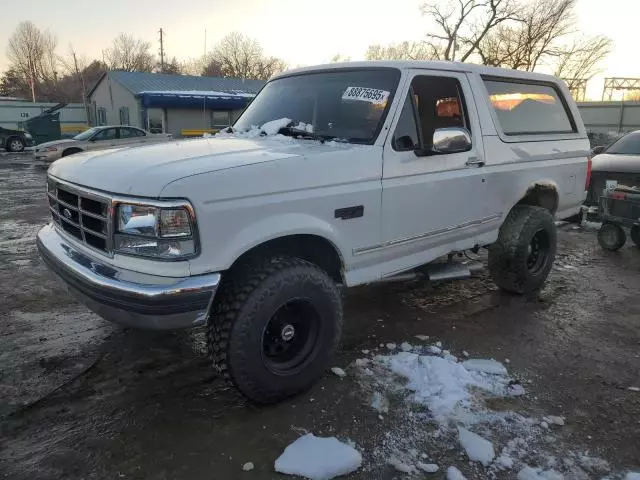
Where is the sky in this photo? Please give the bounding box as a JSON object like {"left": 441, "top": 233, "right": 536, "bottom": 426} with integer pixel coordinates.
{"left": 0, "top": 0, "right": 638, "bottom": 100}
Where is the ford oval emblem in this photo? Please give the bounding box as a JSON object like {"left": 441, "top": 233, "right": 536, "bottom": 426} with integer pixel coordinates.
{"left": 63, "top": 208, "right": 72, "bottom": 219}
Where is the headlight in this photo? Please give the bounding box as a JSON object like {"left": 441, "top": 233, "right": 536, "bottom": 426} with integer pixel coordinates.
{"left": 43, "top": 146, "right": 58, "bottom": 152}
{"left": 114, "top": 203, "right": 197, "bottom": 259}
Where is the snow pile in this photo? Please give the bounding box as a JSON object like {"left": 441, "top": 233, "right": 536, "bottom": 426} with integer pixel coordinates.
{"left": 274, "top": 434, "right": 362, "bottom": 480}
{"left": 457, "top": 427, "right": 495, "bottom": 466}
{"left": 381, "top": 351, "right": 514, "bottom": 423}
{"left": 293, "top": 122, "right": 314, "bottom": 133}
{"left": 260, "top": 118, "right": 292, "bottom": 135}
{"left": 625, "top": 473, "right": 640, "bottom": 480}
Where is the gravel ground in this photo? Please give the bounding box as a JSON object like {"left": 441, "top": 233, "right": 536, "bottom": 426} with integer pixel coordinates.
{"left": 0, "top": 153, "right": 639, "bottom": 479}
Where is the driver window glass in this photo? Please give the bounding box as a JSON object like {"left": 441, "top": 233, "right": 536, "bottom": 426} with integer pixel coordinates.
{"left": 410, "top": 75, "right": 470, "bottom": 150}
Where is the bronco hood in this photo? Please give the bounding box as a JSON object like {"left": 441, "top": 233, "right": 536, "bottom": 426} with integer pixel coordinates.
{"left": 48, "top": 137, "right": 307, "bottom": 197}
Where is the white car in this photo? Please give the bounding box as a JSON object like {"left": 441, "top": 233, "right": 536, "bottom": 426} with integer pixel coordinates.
{"left": 33, "top": 125, "right": 172, "bottom": 162}
{"left": 37, "top": 61, "right": 589, "bottom": 404}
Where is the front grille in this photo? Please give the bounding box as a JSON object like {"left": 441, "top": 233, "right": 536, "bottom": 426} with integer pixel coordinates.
{"left": 47, "top": 178, "right": 111, "bottom": 253}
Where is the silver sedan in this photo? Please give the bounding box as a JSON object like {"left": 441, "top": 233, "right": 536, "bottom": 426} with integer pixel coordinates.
{"left": 34, "top": 126, "right": 172, "bottom": 163}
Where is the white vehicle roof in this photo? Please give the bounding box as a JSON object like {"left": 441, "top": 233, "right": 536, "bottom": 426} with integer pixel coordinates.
{"left": 275, "top": 60, "right": 561, "bottom": 85}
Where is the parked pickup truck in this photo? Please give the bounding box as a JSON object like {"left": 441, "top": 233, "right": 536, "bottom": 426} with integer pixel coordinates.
{"left": 33, "top": 125, "right": 172, "bottom": 162}
{"left": 37, "top": 61, "right": 589, "bottom": 404}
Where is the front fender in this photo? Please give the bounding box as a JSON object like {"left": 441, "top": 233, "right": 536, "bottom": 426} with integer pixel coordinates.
{"left": 189, "top": 212, "right": 345, "bottom": 276}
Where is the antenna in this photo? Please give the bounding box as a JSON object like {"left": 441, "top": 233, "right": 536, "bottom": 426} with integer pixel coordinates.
{"left": 159, "top": 28, "right": 165, "bottom": 72}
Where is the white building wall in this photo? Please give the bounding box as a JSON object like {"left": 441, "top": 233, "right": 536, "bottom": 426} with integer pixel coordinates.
{"left": 89, "top": 74, "right": 142, "bottom": 128}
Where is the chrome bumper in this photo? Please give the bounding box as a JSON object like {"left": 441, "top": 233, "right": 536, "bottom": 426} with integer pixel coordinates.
{"left": 36, "top": 224, "right": 221, "bottom": 330}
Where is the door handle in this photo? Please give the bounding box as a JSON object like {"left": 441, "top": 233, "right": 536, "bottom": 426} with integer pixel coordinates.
{"left": 466, "top": 157, "right": 485, "bottom": 167}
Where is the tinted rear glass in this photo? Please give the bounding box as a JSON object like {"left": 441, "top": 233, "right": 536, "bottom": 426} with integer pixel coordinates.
{"left": 484, "top": 79, "right": 575, "bottom": 135}
{"left": 606, "top": 132, "right": 640, "bottom": 154}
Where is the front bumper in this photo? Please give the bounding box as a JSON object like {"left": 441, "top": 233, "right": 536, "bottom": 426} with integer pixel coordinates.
{"left": 34, "top": 149, "right": 62, "bottom": 162}
{"left": 36, "top": 224, "right": 221, "bottom": 330}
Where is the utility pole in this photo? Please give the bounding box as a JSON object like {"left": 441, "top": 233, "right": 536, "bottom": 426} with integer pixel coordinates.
{"left": 159, "top": 28, "right": 165, "bottom": 72}
{"left": 72, "top": 51, "right": 86, "bottom": 109}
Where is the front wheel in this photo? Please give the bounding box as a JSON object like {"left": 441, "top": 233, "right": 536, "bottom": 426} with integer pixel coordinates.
{"left": 488, "top": 205, "right": 557, "bottom": 294}
{"left": 7, "top": 137, "right": 25, "bottom": 152}
{"left": 208, "top": 256, "right": 343, "bottom": 404}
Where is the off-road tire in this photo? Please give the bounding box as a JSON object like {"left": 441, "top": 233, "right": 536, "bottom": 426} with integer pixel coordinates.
{"left": 7, "top": 137, "right": 25, "bottom": 152}
{"left": 488, "top": 205, "right": 557, "bottom": 294}
{"left": 208, "top": 256, "right": 343, "bottom": 404}
{"left": 598, "top": 223, "right": 626, "bottom": 251}
{"left": 630, "top": 225, "right": 640, "bottom": 249}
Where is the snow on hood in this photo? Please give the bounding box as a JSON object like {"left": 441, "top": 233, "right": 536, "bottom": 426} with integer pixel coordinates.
{"left": 47, "top": 130, "right": 351, "bottom": 198}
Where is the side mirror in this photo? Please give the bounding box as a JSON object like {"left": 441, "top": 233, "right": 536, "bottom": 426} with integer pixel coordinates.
{"left": 432, "top": 127, "right": 472, "bottom": 154}
{"left": 394, "top": 135, "right": 416, "bottom": 151}
{"left": 590, "top": 145, "right": 606, "bottom": 157}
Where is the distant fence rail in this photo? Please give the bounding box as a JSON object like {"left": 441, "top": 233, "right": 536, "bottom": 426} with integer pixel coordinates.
{"left": 577, "top": 101, "right": 640, "bottom": 134}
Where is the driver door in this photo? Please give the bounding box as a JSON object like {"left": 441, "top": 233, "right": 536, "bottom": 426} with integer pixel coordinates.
{"left": 380, "top": 70, "right": 495, "bottom": 273}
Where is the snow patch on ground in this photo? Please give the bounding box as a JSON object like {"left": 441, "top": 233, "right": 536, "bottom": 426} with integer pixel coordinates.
{"left": 461, "top": 359, "right": 508, "bottom": 375}
{"left": 447, "top": 466, "right": 467, "bottom": 479}
{"left": 457, "top": 427, "right": 495, "bottom": 466}
{"left": 274, "top": 434, "right": 362, "bottom": 480}
{"left": 354, "top": 338, "right": 616, "bottom": 479}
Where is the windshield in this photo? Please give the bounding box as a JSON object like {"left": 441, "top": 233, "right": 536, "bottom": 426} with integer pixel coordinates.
{"left": 233, "top": 68, "right": 401, "bottom": 143}
{"left": 606, "top": 132, "right": 640, "bottom": 155}
{"left": 73, "top": 127, "right": 101, "bottom": 141}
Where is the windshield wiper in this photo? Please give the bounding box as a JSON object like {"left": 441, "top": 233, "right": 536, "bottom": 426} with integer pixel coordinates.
{"left": 277, "top": 126, "right": 334, "bottom": 143}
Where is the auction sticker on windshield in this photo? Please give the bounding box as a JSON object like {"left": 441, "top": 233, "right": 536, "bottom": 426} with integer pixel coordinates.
{"left": 342, "top": 87, "right": 390, "bottom": 105}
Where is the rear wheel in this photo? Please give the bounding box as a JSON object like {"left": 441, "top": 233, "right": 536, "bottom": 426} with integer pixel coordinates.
{"left": 7, "top": 137, "right": 25, "bottom": 152}
{"left": 488, "top": 205, "right": 557, "bottom": 294}
{"left": 629, "top": 225, "right": 639, "bottom": 249}
{"left": 598, "top": 223, "right": 626, "bottom": 251}
{"left": 208, "top": 256, "right": 343, "bottom": 404}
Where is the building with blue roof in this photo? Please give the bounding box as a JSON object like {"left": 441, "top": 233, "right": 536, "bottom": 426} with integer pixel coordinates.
{"left": 87, "top": 71, "right": 265, "bottom": 137}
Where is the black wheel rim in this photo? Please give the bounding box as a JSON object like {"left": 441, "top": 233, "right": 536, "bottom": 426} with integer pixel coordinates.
{"left": 262, "top": 299, "right": 320, "bottom": 375}
{"left": 527, "top": 229, "right": 551, "bottom": 274}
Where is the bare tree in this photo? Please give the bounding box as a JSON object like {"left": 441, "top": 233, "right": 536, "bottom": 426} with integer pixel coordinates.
{"left": 365, "top": 41, "right": 434, "bottom": 60}
{"left": 208, "top": 32, "right": 286, "bottom": 80}
{"left": 477, "top": 0, "right": 577, "bottom": 70}
{"left": 422, "top": 0, "right": 518, "bottom": 62}
{"left": 103, "top": 34, "right": 155, "bottom": 72}
{"left": 330, "top": 54, "right": 352, "bottom": 63}
{"left": 6, "top": 21, "right": 58, "bottom": 101}
{"left": 201, "top": 57, "right": 225, "bottom": 77}
{"left": 553, "top": 35, "right": 613, "bottom": 88}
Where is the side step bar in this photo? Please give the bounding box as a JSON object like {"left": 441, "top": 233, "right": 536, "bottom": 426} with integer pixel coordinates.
{"left": 377, "top": 261, "right": 483, "bottom": 284}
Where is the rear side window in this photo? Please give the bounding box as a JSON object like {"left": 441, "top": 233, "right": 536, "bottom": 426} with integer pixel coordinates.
{"left": 484, "top": 79, "right": 575, "bottom": 135}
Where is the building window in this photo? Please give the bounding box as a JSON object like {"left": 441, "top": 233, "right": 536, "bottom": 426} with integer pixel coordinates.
{"left": 97, "top": 107, "right": 107, "bottom": 126}
{"left": 119, "top": 107, "right": 130, "bottom": 125}
{"left": 212, "top": 110, "right": 231, "bottom": 128}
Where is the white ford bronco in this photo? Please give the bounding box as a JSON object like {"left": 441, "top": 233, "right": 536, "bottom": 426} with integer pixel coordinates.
{"left": 37, "top": 61, "right": 589, "bottom": 403}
